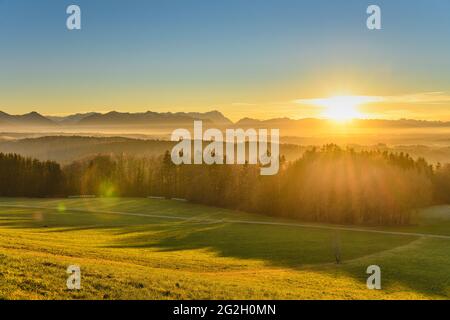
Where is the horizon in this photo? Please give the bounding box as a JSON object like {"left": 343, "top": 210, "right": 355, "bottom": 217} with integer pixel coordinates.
{"left": 3, "top": 108, "right": 450, "bottom": 124}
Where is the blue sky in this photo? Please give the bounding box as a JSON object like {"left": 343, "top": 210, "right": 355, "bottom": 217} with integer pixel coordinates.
{"left": 0, "top": 0, "right": 449, "bottom": 120}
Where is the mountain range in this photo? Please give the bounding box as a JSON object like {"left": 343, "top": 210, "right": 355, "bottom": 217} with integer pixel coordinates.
{"left": 0, "top": 110, "right": 233, "bottom": 127}
{"left": 1, "top": 110, "right": 450, "bottom": 129}
{"left": 0, "top": 111, "right": 56, "bottom": 126}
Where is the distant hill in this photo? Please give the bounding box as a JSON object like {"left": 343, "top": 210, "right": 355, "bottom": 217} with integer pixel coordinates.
{"left": 47, "top": 112, "right": 100, "bottom": 124}
{"left": 0, "top": 135, "right": 305, "bottom": 164}
{"left": 179, "top": 111, "right": 233, "bottom": 126}
{"left": 0, "top": 111, "right": 56, "bottom": 126}
{"left": 0, "top": 135, "right": 449, "bottom": 165}
{"left": 235, "top": 117, "right": 450, "bottom": 129}
{"left": 76, "top": 110, "right": 233, "bottom": 126}
{"left": 0, "top": 136, "right": 175, "bottom": 164}
{"left": 78, "top": 111, "right": 208, "bottom": 126}
{"left": 235, "top": 117, "right": 324, "bottom": 128}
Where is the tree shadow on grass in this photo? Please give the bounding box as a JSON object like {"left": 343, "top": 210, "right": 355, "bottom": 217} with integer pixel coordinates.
{"left": 108, "top": 220, "right": 450, "bottom": 298}
{"left": 110, "top": 221, "right": 408, "bottom": 265}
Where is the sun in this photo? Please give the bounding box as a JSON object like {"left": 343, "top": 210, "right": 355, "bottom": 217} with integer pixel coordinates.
{"left": 295, "top": 95, "right": 379, "bottom": 122}
{"left": 321, "top": 96, "right": 363, "bottom": 122}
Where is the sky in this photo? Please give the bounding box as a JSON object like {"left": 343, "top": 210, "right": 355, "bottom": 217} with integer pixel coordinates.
{"left": 0, "top": 0, "right": 449, "bottom": 121}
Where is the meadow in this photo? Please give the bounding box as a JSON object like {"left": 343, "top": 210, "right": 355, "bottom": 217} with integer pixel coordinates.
{"left": 0, "top": 197, "right": 449, "bottom": 300}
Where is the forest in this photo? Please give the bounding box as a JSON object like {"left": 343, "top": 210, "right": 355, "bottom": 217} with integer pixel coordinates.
{"left": 1, "top": 144, "right": 449, "bottom": 226}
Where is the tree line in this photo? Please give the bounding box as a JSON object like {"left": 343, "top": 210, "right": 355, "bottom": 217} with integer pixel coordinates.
{"left": 0, "top": 145, "right": 449, "bottom": 225}
{"left": 0, "top": 153, "right": 63, "bottom": 197}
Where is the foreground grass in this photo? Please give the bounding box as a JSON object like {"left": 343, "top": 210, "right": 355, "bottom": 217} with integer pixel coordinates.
{"left": 0, "top": 198, "right": 449, "bottom": 299}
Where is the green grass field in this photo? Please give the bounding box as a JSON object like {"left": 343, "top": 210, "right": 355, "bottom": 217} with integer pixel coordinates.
{"left": 0, "top": 197, "right": 449, "bottom": 300}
